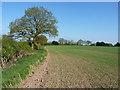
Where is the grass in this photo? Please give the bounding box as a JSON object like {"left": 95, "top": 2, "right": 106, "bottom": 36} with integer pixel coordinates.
{"left": 47, "top": 45, "right": 118, "bottom": 67}
{"left": 46, "top": 45, "right": 118, "bottom": 87}
{"left": 2, "top": 49, "right": 47, "bottom": 88}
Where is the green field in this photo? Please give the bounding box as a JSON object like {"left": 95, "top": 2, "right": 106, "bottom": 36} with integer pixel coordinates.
{"left": 2, "top": 46, "right": 118, "bottom": 88}
{"left": 48, "top": 46, "right": 118, "bottom": 67}
{"left": 42, "top": 46, "right": 118, "bottom": 88}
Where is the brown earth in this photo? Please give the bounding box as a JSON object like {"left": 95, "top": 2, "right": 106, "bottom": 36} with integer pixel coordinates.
{"left": 18, "top": 48, "right": 118, "bottom": 88}
{"left": 18, "top": 50, "right": 50, "bottom": 88}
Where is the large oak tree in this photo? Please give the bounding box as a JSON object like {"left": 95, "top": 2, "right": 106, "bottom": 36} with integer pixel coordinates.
{"left": 9, "top": 7, "right": 58, "bottom": 49}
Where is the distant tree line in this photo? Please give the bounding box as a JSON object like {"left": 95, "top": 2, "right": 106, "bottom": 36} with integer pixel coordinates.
{"left": 95, "top": 42, "right": 112, "bottom": 46}
{"left": 46, "top": 38, "right": 120, "bottom": 47}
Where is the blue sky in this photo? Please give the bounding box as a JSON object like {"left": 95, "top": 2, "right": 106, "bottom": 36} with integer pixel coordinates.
{"left": 2, "top": 2, "right": 118, "bottom": 44}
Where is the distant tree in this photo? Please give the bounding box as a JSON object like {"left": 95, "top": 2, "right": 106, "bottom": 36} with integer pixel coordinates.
{"left": 96, "top": 42, "right": 99, "bottom": 46}
{"left": 114, "top": 42, "right": 120, "bottom": 46}
{"left": 96, "top": 42, "right": 105, "bottom": 46}
{"left": 9, "top": 7, "right": 58, "bottom": 49}
{"left": 58, "top": 38, "right": 65, "bottom": 44}
{"left": 52, "top": 41, "right": 59, "bottom": 45}
{"left": 101, "top": 42, "right": 106, "bottom": 46}
{"left": 77, "top": 39, "right": 83, "bottom": 45}
{"left": 46, "top": 41, "right": 52, "bottom": 45}
{"left": 64, "top": 40, "right": 68, "bottom": 45}
{"left": 82, "top": 40, "right": 86, "bottom": 45}
{"left": 96, "top": 41, "right": 113, "bottom": 46}
{"left": 90, "top": 43, "right": 96, "bottom": 46}
{"left": 66, "top": 40, "right": 71, "bottom": 45}
{"left": 105, "top": 43, "right": 113, "bottom": 47}
{"left": 86, "top": 40, "right": 92, "bottom": 46}
{"left": 69, "top": 40, "right": 74, "bottom": 45}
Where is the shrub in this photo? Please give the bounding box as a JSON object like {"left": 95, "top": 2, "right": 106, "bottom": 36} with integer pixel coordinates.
{"left": 52, "top": 41, "right": 59, "bottom": 45}
{"left": 2, "top": 36, "right": 33, "bottom": 64}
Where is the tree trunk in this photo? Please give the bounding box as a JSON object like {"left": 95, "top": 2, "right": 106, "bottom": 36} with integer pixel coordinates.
{"left": 31, "top": 43, "right": 34, "bottom": 50}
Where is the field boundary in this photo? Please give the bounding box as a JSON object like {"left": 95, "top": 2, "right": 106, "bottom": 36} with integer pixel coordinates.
{"left": 2, "top": 49, "right": 47, "bottom": 88}
{"left": 18, "top": 48, "right": 50, "bottom": 88}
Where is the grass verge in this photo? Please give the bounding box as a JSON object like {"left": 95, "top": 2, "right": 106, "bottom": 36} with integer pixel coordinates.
{"left": 2, "top": 49, "right": 47, "bottom": 88}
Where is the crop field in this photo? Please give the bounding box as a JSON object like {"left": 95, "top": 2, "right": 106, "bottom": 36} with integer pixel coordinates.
{"left": 39, "top": 46, "right": 118, "bottom": 88}
{"left": 2, "top": 3, "right": 119, "bottom": 89}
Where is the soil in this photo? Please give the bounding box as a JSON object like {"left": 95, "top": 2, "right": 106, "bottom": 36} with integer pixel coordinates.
{"left": 18, "top": 50, "right": 50, "bottom": 88}
{"left": 18, "top": 48, "right": 118, "bottom": 88}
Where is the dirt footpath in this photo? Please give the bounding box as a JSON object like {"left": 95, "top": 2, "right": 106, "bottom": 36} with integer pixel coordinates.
{"left": 18, "top": 50, "right": 50, "bottom": 88}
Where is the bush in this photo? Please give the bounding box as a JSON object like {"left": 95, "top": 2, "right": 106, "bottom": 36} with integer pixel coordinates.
{"left": 2, "top": 37, "right": 33, "bottom": 64}
{"left": 52, "top": 41, "right": 59, "bottom": 45}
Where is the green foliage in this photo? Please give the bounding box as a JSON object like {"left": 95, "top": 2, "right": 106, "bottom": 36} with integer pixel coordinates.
{"left": 58, "top": 38, "right": 65, "bottom": 44}
{"left": 58, "top": 38, "right": 75, "bottom": 45}
{"left": 2, "top": 49, "right": 47, "bottom": 88}
{"left": 9, "top": 6, "right": 58, "bottom": 49}
{"left": 96, "top": 42, "right": 113, "bottom": 46}
{"left": 34, "top": 35, "right": 48, "bottom": 49}
{"left": 2, "top": 35, "right": 33, "bottom": 63}
{"left": 114, "top": 42, "right": 120, "bottom": 46}
{"left": 52, "top": 41, "right": 59, "bottom": 45}
{"left": 35, "top": 35, "right": 48, "bottom": 45}
{"left": 47, "top": 46, "right": 118, "bottom": 67}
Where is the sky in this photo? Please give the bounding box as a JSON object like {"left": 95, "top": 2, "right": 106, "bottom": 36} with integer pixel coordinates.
{"left": 2, "top": 2, "right": 118, "bottom": 44}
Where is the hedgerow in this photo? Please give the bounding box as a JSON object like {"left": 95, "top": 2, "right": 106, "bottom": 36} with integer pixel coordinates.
{"left": 1, "top": 35, "right": 47, "bottom": 88}
{"left": 2, "top": 37, "right": 33, "bottom": 66}
{"left": 2, "top": 49, "right": 47, "bottom": 88}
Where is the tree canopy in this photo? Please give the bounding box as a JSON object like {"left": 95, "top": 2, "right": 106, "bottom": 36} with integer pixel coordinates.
{"left": 52, "top": 41, "right": 59, "bottom": 45}
{"left": 9, "top": 7, "right": 58, "bottom": 49}
{"left": 114, "top": 42, "right": 120, "bottom": 46}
